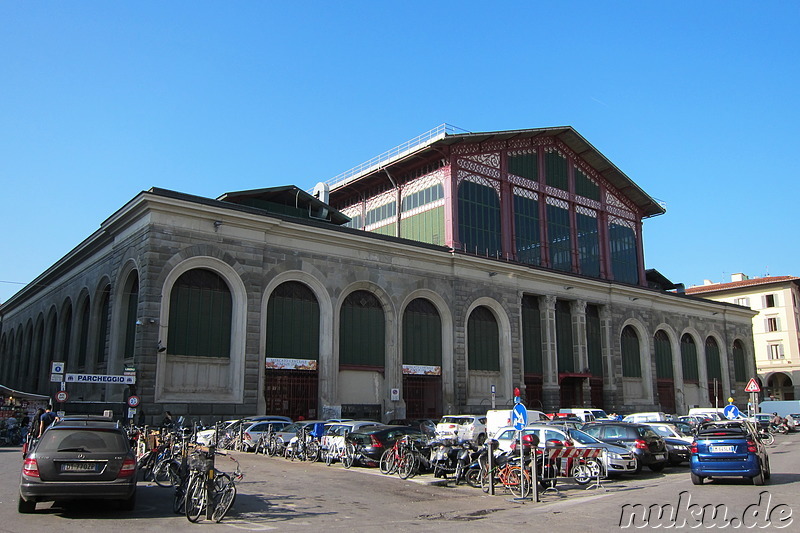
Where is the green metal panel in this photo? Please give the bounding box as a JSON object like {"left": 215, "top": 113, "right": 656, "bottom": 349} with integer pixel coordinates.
{"left": 621, "top": 326, "right": 642, "bottom": 378}
{"left": 508, "top": 152, "right": 538, "bottom": 181}
{"left": 514, "top": 194, "right": 541, "bottom": 265}
{"left": 547, "top": 203, "right": 572, "bottom": 272}
{"left": 267, "top": 281, "right": 320, "bottom": 360}
{"left": 733, "top": 341, "right": 747, "bottom": 382}
{"left": 575, "top": 167, "right": 600, "bottom": 200}
{"left": 371, "top": 222, "right": 396, "bottom": 237}
{"left": 705, "top": 338, "right": 722, "bottom": 381}
{"left": 522, "top": 296, "right": 543, "bottom": 374}
{"left": 545, "top": 151, "right": 568, "bottom": 191}
{"left": 403, "top": 298, "right": 442, "bottom": 366}
{"left": 609, "top": 223, "right": 639, "bottom": 284}
{"left": 577, "top": 213, "right": 600, "bottom": 277}
{"left": 167, "top": 269, "right": 232, "bottom": 358}
{"left": 401, "top": 184, "right": 444, "bottom": 212}
{"left": 586, "top": 305, "right": 602, "bottom": 376}
{"left": 77, "top": 300, "right": 89, "bottom": 368}
{"left": 124, "top": 276, "right": 138, "bottom": 358}
{"left": 96, "top": 287, "right": 110, "bottom": 364}
{"left": 556, "top": 300, "right": 574, "bottom": 373}
{"left": 400, "top": 207, "right": 445, "bottom": 245}
{"left": 458, "top": 180, "right": 502, "bottom": 256}
{"left": 681, "top": 335, "right": 699, "bottom": 381}
{"left": 340, "top": 291, "right": 385, "bottom": 367}
{"left": 468, "top": 306, "right": 500, "bottom": 371}
{"left": 654, "top": 330, "right": 674, "bottom": 379}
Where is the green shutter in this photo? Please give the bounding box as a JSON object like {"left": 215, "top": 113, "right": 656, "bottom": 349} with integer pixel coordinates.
{"left": 340, "top": 291, "right": 384, "bottom": 367}
{"left": 621, "top": 326, "right": 642, "bottom": 378}
{"left": 733, "top": 341, "right": 747, "bottom": 382}
{"left": 267, "top": 281, "right": 320, "bottom": 360}
{"left": 403, "top": 299, "right": 442, "bottom": 366}
{"left": 522, "top": 296, "right": 542, "bottom": 374}
{"left": 168, "top": 269, "right": 232, "bottom": 358}
{"left": 681, "top": 335, "right": 699, "bottom": 381}
{"left": 705, "top": 338, "right": 722, "bottom": 381}
{"left": 654, "top": 330, "right": 673, "bottom": 379}
{"left": 468, "top": 306, "right": 500, "bottom": 371}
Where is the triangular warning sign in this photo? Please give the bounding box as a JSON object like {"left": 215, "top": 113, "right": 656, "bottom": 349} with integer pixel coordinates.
{"left": 744, "top": 378, "right": 761, "bottom": 393}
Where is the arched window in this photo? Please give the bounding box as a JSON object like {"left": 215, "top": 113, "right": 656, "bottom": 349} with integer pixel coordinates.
{"left": 458, "top": 179, "right": 501, "bottom": 257}
{"left": 403, "top": 299, "right": 442, "bottom": 366}
{"left": 267, "top": 281, "right": 319, "bottom": 360}
{"left": 468, "top": 306, "right": 500, "bottom": 371}
{"left": 621, "top": 326, "right": 641, "bottom": 377}
{"left": 654, "top": 330, "right": 673, "bottom": 379}
{"left": 340, "top": 291, "right": 384, "bottom": 368}
{"left": 732, "top": 340, "right": 747, "bottom": 382}
{"left": 681, "top": 334, "right": 699, "bottom": 382}
{"left": 167, "top": 269, "right": 232, "bottom": 358}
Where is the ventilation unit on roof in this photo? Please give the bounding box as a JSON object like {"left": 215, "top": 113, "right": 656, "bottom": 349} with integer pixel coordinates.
{"left": 311, "top": 182, "right": 330, "bottom": 220}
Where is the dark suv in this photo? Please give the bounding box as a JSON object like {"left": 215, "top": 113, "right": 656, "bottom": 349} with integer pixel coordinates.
{"left": 18, "top": 416, "right": 137, "bottom": 513}
{"left": 581, "top": 422, "right": 668, "bottom": 472}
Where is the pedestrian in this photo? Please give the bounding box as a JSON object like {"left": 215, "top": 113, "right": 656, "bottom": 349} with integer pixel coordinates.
{"left": 28, "top": 408, "right": 44, "bottom": 441}
{"left": 20, "top": 413, "right": 30, "bottom": 442}
{"left": 39, "top": 405, "right": 58, "bottom": 436}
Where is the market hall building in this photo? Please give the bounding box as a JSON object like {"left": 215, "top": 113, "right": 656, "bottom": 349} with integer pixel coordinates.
{"left": 0, "top": 125, "right": 757, "bottom": 424}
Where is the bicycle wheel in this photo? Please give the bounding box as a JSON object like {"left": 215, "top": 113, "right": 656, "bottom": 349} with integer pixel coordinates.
{"left": 184, "top": 474, "right": 206, "bottom": 523}
{"left": 305, "top": 440, "right": 320, "bottom": 462}
{"left": 212, "top": 479, "right": 237, "bottom": 522}
{"left": 465, "top": 467, "right": 481, "bottom": 488}
{"left": 173, "top": 484, "right": 186, "bottom": 514}
{"left": 153, "top": 459, "right": 178, "bottom": 487}
{"left": 480, "top": 467, "right": 492, "bottom": 493}
{"left": 342, "top": 442, "right": 356, "bottom": 469}
{"left": 397, "top": 452, "right": 417, "bottom": 480}
{"left": 507, "top": 466, "right": 531, "bottom": 498}
{"left": 379, "top": 449, "right": 397, "bottom": 475}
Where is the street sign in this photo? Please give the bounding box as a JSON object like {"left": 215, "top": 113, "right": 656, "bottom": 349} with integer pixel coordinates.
{"left": 65, "top": 373, "right": 136, "bottom": 384}
{"left": 512, "top": 403, "right": 528, "bottom": 430}
{"left": 51, "top": 361, "right": 65, "bottom": 374}
{"left": 744, "top": 378, "right": 761, "bottom": 393}
{"left": 127, "top": 395, "right": 140, "bottom": 408}
{"left": 55, "top": 390, "right": 69, "bottom": 403}
{"left": 50, "top": 373, "right": 64, "bottom": 383}
{"left": 723, "top": 404, "right": 740, "bottom": 420}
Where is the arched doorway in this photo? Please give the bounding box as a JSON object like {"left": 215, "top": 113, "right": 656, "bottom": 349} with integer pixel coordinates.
{"left": 402, "top": 298, "right": 442, "bottom": 419}
{"left": 766, "top": 372, "right": 794, "bottom": 401}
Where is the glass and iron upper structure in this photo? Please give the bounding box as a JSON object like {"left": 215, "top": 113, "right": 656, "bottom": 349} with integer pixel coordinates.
{"left": 324, "top": 124, "right": 665, "bottom": 286}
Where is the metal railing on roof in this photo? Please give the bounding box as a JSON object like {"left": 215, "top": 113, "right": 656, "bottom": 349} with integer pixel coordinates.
{"left": 322, "top": 123, "right": 470, "bottom": 190}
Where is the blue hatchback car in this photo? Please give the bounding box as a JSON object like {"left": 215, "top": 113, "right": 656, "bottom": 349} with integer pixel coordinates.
{"left": 690, "top": 420, "right": 770, "bottom": 485}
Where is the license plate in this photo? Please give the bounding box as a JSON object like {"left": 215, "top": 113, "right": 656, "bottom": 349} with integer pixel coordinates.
{"left": 710, "top": 445, "right": 734, "bottom": 453}
{"left": 61, "top": 462, "right": 99, "bottom": 472}
{"left": 654, "top": 454, "right": 665, "bottom": 460}
{"left": 627, "top": 461, "right": 636, "bottom": 468}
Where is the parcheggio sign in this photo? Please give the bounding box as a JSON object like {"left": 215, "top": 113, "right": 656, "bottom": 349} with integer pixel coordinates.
{"left": 65, "top": 373, "right": 136, "bottom": 384}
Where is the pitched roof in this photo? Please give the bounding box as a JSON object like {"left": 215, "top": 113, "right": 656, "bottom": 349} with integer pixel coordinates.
{"left": 685, "top": 276, "right": 800, "bottom": 295}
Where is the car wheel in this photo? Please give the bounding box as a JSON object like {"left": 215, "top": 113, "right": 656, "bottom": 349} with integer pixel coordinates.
{"left": 690, "top": 472, "right": 703, "bottom": 485}
{"left": 765, "top": 458, "right": 771, "bottom": 480}
{"left": 648, "top": 463, "right": 666, "bottom": 473}
{"left": 751, "top": 465, "right": 766, "bottom": 486}
{"left": 17, "top": 496, "right": 35, "bottom": 514}
{"left": 633, "top": 458, "right": 642, "bottom": 474}
{"left": 120, "top": 491, "right": 137, "bottom": 511}
{"left": 476, "top": 433, "right": 486, "bottom": 445}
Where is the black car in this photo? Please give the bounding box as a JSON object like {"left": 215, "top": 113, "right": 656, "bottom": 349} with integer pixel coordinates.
{"left": 346, "top": 426, "right": 425, "bottom": 465}
{"left": 18, "top": 416, "right": 137, "bottom": 513}
{"left": 387, "top": 418, "right": 436, "bottom": 436}
{"left": 581, "top": 422, "right": 669, "bottom": 472}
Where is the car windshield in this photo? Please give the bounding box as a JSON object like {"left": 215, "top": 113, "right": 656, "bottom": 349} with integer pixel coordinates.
{"left": 568, "top": 429, "right": 601, "bottom": 444}
{"left": 440, "top": 417, "right": 466, "bottom": 425}
{"left": 590, "top": 410, "right": 608, "bottom": 419}
{"left": 637, "top": 427, "right": 659, "bottom": 438}
{"left": 648, "top": 425, "right": 674, "bottom": 437}
{"left": 38, "top": 429, "right": 128, "bottom": 452}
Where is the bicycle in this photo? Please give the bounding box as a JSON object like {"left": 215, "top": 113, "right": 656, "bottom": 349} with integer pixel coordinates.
{"left": 479, "top": 453, "right": 531, "bottom": 498}
{"left": 183, "top": 448, "right": 242, "bottom": 523}
{"left": 324, "top": 431, "right": 350, "bottom": 466}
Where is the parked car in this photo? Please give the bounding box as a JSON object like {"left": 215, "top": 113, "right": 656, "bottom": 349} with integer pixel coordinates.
{"left": 242, "top": 420, "right": 293, "bottom": 451}
{"left": 541, "top": 419, "right": 583, "bottom": 431}
{"left": 320, "top": 420, "right": 384, "bottom": 450}
{"left": 786, "top": 414, "right": 800, "bottom": 432}
{"left": 493, "top": 424, "right": 637, "bottom": 477}
{"left": 752, "top": 413, "right": 772, "bottom": 431}
{"left": 623, "top": 412, "right": 668, "bottom": 424}
{"left": 19, "top": 417, "right": 137, "bottom": 513}
{"left": 346, "top": 426, "right": 426, "bottom": 465}
{"left": 581, "top": 422, "right": 669, "bottom": 472}
{"left": 558, "top": 408, "right": 610, "bottom": 423}
{"left": 646, "top": 421, "right": 694, "bottom": 443}
{"left": 690, "top": 420, "right": 770, "bottom": 485}
{"left": 435, "top": 415, "right": 488, "bottom": 444}
{"left": 387, "top": 419, "right": 436, "bottom": 436}
{"left": 196, "top": 415, "right": 291, "bottom": 446}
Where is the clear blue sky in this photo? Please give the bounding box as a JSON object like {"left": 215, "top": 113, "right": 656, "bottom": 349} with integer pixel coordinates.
{"left": 2, "top": 2, "right": 799, "bottom": 303}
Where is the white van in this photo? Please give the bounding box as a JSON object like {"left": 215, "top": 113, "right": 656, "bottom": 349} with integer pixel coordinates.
{"left": 558, "top": 408, "right": 610, "bottom": 423}
{"left": 485, "top": 408, "right": 548, "bottom": 438}
{"left": 623, "top": 412, "right": 668, "bottom": 424}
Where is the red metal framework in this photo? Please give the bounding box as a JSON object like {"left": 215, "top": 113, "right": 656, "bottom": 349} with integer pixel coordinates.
{"left": 264, "top": 369, "right": 318, "bottom": 420}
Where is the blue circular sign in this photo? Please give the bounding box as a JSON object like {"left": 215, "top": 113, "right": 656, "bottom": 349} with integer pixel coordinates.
{"left": 512, "top": 403, "right": 528, "bottom": 430}
{"left": 723, "top": 404, "right": 740, "bottom": 420}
